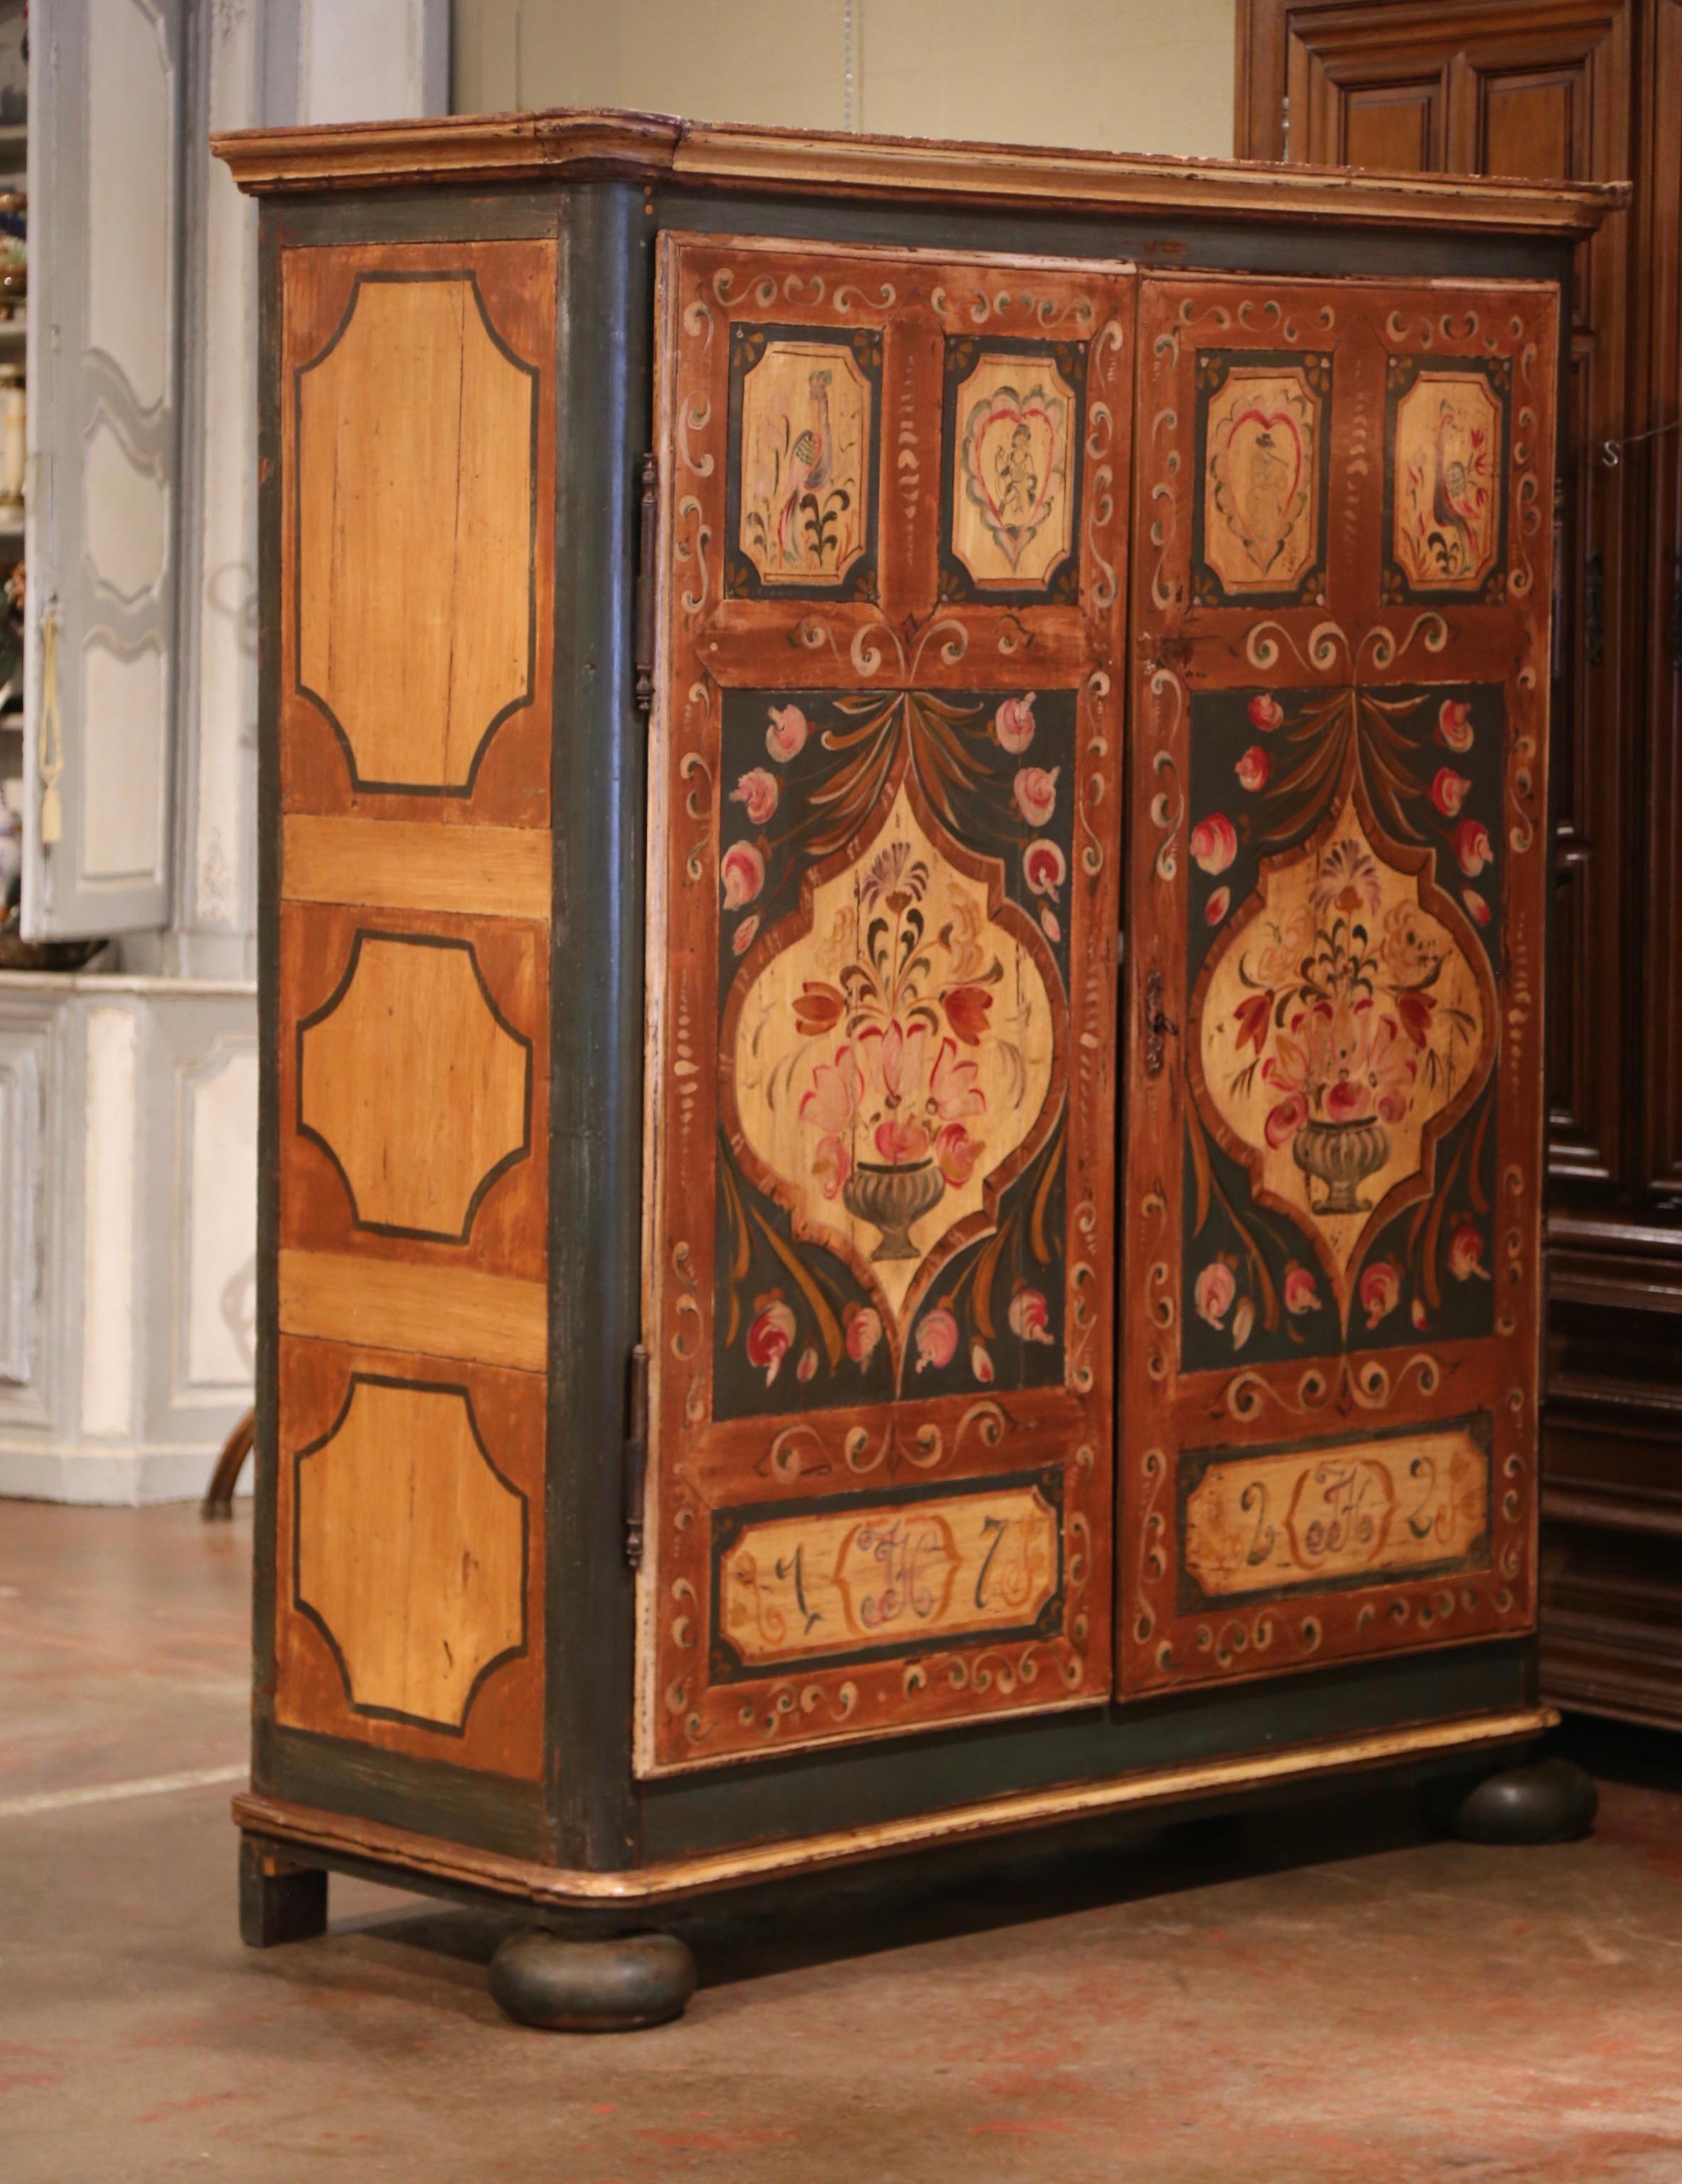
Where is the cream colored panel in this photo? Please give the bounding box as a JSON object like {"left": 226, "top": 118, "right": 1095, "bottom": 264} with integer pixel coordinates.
{"left": 83, "top": 410, "right": 168, "bottom": 604}
{"left": 180, "top": 1037, "right": 259, "bottom": 1391}
{"left": 86, "top": 0, "right": 174, "bottom": 414}
{"left": 79, "top": 639, "right": 168, "bottom": 884}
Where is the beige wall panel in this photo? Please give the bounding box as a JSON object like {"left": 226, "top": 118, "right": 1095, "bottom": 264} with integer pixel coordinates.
{"left": 452, "top": 0, "right": 1236, "bottom": 159}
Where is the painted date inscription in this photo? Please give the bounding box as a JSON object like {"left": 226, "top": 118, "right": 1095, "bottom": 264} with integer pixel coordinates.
{"left": 1182, "top": 1426, "right": 1489, "bottom": 1605}
{"left": 717, "top": 1479, "right": 1060, "bottom": 1670}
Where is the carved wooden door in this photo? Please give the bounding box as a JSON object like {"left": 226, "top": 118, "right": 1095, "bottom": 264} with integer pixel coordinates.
{"left": 1123, "top": 273, "right": 1559, "bottom": 1693}
{"left": 638, "top": 236, "right": 1132, "bottom": 1773}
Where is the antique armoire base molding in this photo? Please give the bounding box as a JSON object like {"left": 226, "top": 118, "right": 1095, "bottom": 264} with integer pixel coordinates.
{"left": 234, "top": 1706, "right": 1553, "bottom": 1910}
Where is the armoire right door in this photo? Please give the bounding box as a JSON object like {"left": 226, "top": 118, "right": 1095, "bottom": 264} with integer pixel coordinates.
{"left": 1122, "top": 272, "right": 1560, "bottom": 1693}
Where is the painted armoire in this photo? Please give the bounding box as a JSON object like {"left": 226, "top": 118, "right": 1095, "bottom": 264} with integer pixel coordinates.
{"left": 215, "top": 109, "right": 1623, "bottom": 2030}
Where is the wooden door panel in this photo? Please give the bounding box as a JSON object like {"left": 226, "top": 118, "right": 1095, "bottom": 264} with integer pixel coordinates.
{"left": 1122, "top": 272, "right": 1558, "bottom": 1693}
{"left": 638, "top": 236, "right": 1130, "bottom": 1774}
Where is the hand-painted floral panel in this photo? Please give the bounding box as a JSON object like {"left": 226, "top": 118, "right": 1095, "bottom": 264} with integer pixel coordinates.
{"left": 1123, "top": 272, "right": 1558, "bottom": 1696}
{"left": 641, "top": 235, "right": 1131, "bottom": 1774}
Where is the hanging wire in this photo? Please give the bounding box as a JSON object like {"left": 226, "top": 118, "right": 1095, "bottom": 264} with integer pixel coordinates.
{"left": 1601, "top": 417, "right": 1681, "bottom": 469}
{"left": 844, "top": 0, "right": 855, "bottom": 133}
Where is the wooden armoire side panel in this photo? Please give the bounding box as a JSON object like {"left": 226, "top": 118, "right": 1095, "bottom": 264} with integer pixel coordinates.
{"left": 638, "top": 235, "right": 1132, "bottom": 1774}
{"left": 269, "top": 240, "right": 558, "bottom": 1779}
{"left": 1122, "top": 272, "right": 1558, "bottom": 1695}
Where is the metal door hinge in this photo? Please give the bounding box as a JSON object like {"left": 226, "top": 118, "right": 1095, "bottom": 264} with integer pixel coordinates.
{"left": 633, "top": 453, "right": 658, "bottom": 714}
{"left": 1143, "top": 966, "right": 1178, "bottom": 1079}
{"left": 623, "top": 1342, "right": 650, "bottom": 1570}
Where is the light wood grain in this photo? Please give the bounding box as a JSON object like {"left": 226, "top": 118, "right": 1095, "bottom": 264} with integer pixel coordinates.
{"left": 292, "top": 1373, "right": 526, "bottom": 1731}
{"left": 283, "top": 814, "right": 552, "bottom": 921}
{"left": 279, "top": 1248, "right": 547, "bottom": 1372}
{"left": 296, "top": 272, "right": 537, "bottom": 791}
{"left": 298, "top": 932, "right": 530, "bottom": 1240}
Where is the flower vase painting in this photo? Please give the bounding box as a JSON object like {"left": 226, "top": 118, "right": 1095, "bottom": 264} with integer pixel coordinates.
{"left": 715, "top": 686, "right": 1074, "bottom": 1408}
{"left": 1195, "top": 788, "right": 1490, "bottom": 1289}
{"left": 1182, "top": 678, "right": 1504, "bottom": 1358}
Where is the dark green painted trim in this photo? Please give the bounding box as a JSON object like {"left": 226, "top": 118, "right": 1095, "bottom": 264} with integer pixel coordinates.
{"left": 648, "top": 188, "right": 1568, "bottom": 289}
{"left": 638, "top": 1642, "right": 1534, "bottom": 1861}
{"left": 264, "top": 1728, "right": 550, "bottom": 1863}
{"left": 545, "top": 180, "right": 653, "bottom": 1872}
{"left": 250, "top": 205, "right": 283, "bottom": 1792}
{"left": 267, "top": 187, "right": 563, "bottom": 249}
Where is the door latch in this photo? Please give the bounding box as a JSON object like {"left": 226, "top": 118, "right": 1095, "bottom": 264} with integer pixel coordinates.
{"left": 633, "top": 453, "right": 658, "bottom": 715}
{"left": 623, "top": 1343, "right": 650, "bottom": 1570}
{"left": 1142, "top": 967, "right": 1178, "bottom": 1078}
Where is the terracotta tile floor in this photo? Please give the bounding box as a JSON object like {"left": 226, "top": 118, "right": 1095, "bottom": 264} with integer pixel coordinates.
{"left": 3, "top": 1499, "right": 1681, "bottom": 2183}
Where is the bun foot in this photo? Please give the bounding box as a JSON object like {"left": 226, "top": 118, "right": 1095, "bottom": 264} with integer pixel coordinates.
{"left": 1434, "top": 1755, "right": 1599, "bottom": 1846}
{"left": 488, "top": 1929, "right": 697, "bottom": 2033}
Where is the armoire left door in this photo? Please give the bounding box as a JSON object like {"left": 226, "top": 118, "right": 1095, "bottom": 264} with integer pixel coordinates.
{"left": 636, "top": 235, "right": 1134, "bottom": 1774}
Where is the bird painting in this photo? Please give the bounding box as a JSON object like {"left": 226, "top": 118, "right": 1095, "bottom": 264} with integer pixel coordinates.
{"left": 1429, "top": 396, "right": 1489, "bottom": 577}
{"left": 776, "top": 367, "right": 834, "bottom": 566}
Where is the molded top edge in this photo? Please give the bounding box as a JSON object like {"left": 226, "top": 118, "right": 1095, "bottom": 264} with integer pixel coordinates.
{"left": 212, "top": 105, "right": 1627, "bottom": 237}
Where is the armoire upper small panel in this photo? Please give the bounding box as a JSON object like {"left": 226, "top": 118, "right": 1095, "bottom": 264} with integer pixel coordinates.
{"left": 280, "top": 240, "right": 557, "bottom": 819}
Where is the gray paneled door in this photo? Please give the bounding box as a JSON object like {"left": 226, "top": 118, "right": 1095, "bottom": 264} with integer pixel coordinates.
{"left": 23, "top": 0, "right": 186, "bottom": 937}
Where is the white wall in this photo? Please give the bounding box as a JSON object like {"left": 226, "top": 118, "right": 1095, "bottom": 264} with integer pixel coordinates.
{"left": 453, "top": 0, "right": 1238, "bottom": 159}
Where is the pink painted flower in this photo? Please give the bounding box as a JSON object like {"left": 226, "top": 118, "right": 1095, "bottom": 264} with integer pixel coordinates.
{"left": 1009, "top": 1283, "right": 1056, "bottom": 1346}
{"left": 1437, "top": 698, "right": 1474, "bottom": 752}
{"left": 1462, "top": 887, "right": 1491, "bottom": 927}
{"left": 1283, "top": 1265, "right": 1319, "bottom": 1317}
{"left": 800, "top": 1045, "right": 864, "bottom": 1201}
{"left": 746, "top": 1297, "right": 796, "bottom": 1384}
{"left": 934, "top": 1121, "right": 982, "bottom": 1187}
{"left": 730, "top": 767, "right": 779, "bottom": 823}
{"left": 970, "top": 1341, "right": 995, "bottom": 1385}
{"left": 1014, "top": 765, "right": 1059, "bottom": 828}
{"left": 915, "top": 1308, "right": 960, "bottom": 1374}
{"left": 1195, "top": 1261, "right": 1236, "bottom": 1329}
{"left": 1248, "top": 694, "right": 1285, "bottom": 733}
{"left": 928, "top": 1035, "right": 985, "bottom": 1123}
{"left": 1449, "top": 1222, "right": 1491, "bottom": 1282}
{"left": 766, "top": 705, "right": 809, "bottom": 761}
{"left": 732, "top": 914, "right": 760, "bottom": 956}
{"left": 845, "top": 1306, "right": 883, "bottom": 1371}
{"left": 721, "top": 840, "right": 764, "bottom": 909}
{"left": 943, "top": 985, "right": 992, "bottom": 1047}
{"left": 875, "top": 1114, "right": 932, "bottom": 1165}
{"left": 1265, "top": 998, "right": 1415, "bottom": 1131}
{"left": 873, "top": 1019, "right": 931, "bottom": 1106}
{"left": 1454, "top": 818, "right": 1494, "bottom": 877}
{"left": 1359, "top": 1260, "right": 1400, "bottom": 1329}
{"left": 1236, "top": 745, "right": 1271, "bottom": 792}
{"left": 1411, "top": 1297, "right": 1429, "bottom": 1331}
{"left": 797, "top": 1344, "right": 818, "bottom": 1383}
{"left": 1024, "top": 837, "right": 1067, "bottom": 901}
{"left": 1041, "top": 908, "right": 1061, "bottom": 943}
{"left": 1431, "top": 767, "right": 1472, "bottom": 818}
{"left": 1190, "top": 813, "right": 1238, "bottom": 875}
{"left": 994, "top": 693, "right": 1037, "bottom": 753}
{"left": 1205, "top": 886, "right": 1231, "bottom": 926}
